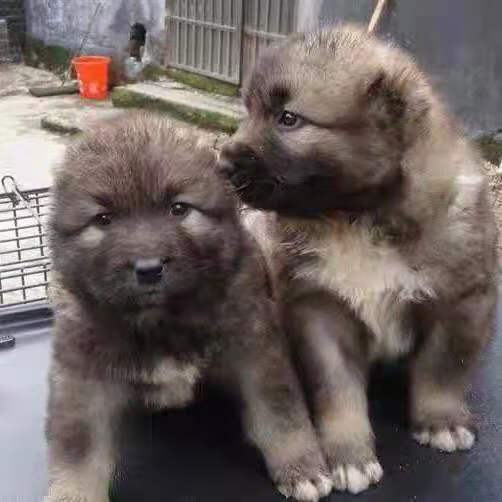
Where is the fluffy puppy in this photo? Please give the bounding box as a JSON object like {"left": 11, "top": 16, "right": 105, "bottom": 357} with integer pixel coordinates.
{"left": 45, "top": 113, "right": 333, "bottom": 502}
{"left": 219, "top": 24, "right": 497, "bottom": 494}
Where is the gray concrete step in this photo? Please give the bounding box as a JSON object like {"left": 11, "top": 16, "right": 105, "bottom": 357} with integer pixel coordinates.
{"left": 111, "top": 79, "right": 245, "bottom": 134}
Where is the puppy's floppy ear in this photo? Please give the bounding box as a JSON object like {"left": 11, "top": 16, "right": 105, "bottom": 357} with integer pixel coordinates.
{"left": 364, "top": 70, "right": 406, "bottom": 128}
{"left": 364, "top": 67, "right": 430, "bottom": 132}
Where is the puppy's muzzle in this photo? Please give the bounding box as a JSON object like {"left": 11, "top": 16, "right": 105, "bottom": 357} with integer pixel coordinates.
{"left": 219, "top": 144, "right": 263, "bottom": 193}
{"left": 134, "top": 258, "right": 165, "bottom": 285}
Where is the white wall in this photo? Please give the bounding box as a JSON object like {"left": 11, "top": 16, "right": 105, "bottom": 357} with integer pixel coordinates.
{"left": 296, "top": 0, "right": 322, "bottom": 31}
{"left": 25, "top": 0, "right": 166, "bottom": 62}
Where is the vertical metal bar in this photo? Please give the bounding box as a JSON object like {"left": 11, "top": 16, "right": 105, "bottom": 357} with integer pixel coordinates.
{"left": 176, "top": 0, "right": 181, "bottom": 64}
{"left": 13, "top": 208, "right": 21, "bottom": 265}
{"left": 282, "top": 0, "right": 289, "bottom": 34}
{"left": 215, "top": 0, "right": 222, "bottom": 74}
{"left": 177, "top": 12, "right": 181, "bottom": 64}
{"left": 275, "top": 0, "right": 280, "bottom": 34}
{"left": 224, "top": 0, "right": 228, "bottom": 76}
{"left": 199, "top": 0, "right": 205, "bottom": 69}
{"left": 12, "top": 205, "right": 27, "bottom": 301}
{"left": 226, "top": 0, "right": 232, "bottom": 77}
{"left": 184, "top": 0, "right": 188, "bottom": 65}
{"left": 235, "top": 0, "right": 243, "bottom": 85}
{"left": 208, "top": 0, "right": 214, "bottom": 73}
{"left": 191, "top": 0, "right": 197, "bottom": 67}
{"left": 290, "top": 0, "right": 298, "bottom": 33}
{"left": 265, "top": 0, "right": 271, "bottom": 33}
{"left": 254, "top": 0, "right": 260, "bottom": 62}
{"left": 270, "top": 0, "right": 280, "bottom": 34}
{"left": 35, "top": 193, "right": 48, "bottom": 296}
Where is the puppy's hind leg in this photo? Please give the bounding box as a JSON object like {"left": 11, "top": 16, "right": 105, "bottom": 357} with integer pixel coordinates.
{"left": 45, "top": 368, "right": 127, "bottom": 502}
{"left": 411, "top": 289, "right": 495, "bottom": 452}
{"left": 287, "top": 292, "right": 383, "bottom": 494}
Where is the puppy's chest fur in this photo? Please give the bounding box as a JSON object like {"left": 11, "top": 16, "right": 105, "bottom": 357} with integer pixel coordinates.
{"left": 135, "top": 357, "right": 203, "bottom": 409}
{"left": 291, "top": 223, "right": 435, "bottom": 358}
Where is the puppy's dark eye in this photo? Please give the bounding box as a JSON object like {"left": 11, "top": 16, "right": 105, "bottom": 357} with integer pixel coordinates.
{"left": 278, "top": 110, "right": 301, "bottom": 128}
{"left": 94, "top": 213, "right": 112, "bottom": 226}
{"left": 170, "top": 202, "right": 190, "bottom": 217}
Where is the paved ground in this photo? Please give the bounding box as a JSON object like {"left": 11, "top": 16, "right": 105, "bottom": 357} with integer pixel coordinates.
{"left": 0, "top": 64, "right": 227, "bottom": 192}
{"left": 0, "top": 65, "right": 114, "bottom": 189}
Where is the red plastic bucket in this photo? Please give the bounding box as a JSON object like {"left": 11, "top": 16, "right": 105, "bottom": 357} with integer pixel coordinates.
{"left": 72, "top": 56, "right": 111, "bottom": 100}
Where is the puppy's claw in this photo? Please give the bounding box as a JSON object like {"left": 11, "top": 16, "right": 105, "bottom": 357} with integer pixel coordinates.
{"left": 413, "top": 426, "right": 475, "bottom": 452}
{"left": 278, "top": 480, "right": 317, "bottom": 501}
{"left": 364, "top": 461, "right": 384, "bottom": 483}
{"left": 277, "top": 473, "right": 333, "bottom": 501}
{"left": 315, "top": 474, "right": 334, "bottom": 498}
{"left": 332, "top": 461, "right": 383, "bottom": 494}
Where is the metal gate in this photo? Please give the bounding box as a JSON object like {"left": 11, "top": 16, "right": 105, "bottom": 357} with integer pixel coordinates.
{"left": 166, "top": 0, "right": 298, "bottom": 85}
{"left": 241, "top": 0, "right": 297, "bottom": 84}
{"left": 166, "top": 0, "right": 244, "bottom": 84}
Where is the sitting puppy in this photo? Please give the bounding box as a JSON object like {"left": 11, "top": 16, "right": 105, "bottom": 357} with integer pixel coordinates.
{"left": 45, "top": 113, "right": 333, "bottom": 502}
{"left": 219, "top": 24, "right": 497, "bottom": 494}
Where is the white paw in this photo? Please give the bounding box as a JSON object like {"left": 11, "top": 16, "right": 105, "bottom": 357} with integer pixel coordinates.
{"left": 278, "top": 474, "right": 333, "bottom": 501}
{"left": 332, "top": 461, "right": 383, "bottom": 494}
{"left": 413, "top": 426, "right": 475, "bottom": 452}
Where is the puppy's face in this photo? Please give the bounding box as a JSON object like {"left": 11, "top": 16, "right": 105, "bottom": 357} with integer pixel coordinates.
{"left": 219, "top": 27, "right": 421, "bottom": 216}
{"left": 51, "top": 115, "right": 240, "bottom": 316}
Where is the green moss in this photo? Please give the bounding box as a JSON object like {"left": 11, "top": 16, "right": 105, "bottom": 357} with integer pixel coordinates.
{"left": 136, "top": 65, "right": 238, "bottom": 98}
{"left": 141, "top": 64, "right": 169, "bottom": 82}
{"left": 166, "top": 67, "right": 239, "bottom": 97}
{"left": 130, "top": 64, "right": 239, "bottom": 97}
{"left": 24, "top": 37, "right": 72, "bottom": 77}
{"left": 111, "top": 88, "right": 239, "bottom": 134}
{"left": 476, "top": 135, "right": 502, "bottom": 165}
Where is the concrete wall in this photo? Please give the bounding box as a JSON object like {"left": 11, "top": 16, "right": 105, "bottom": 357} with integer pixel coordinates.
{"left": 296, "top": 0, "right": 322, "bottom": 32}
{"left": 311, "top": 0, "right": 502, "bottom": 135}
{"left": 0, "top": 0, "right": 26, "bottom": 49}
{"left": 25, "top": 0, "right": 165, "bottom": 63}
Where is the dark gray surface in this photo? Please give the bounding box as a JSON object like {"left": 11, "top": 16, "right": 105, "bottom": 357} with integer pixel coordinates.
{"left": 318, "top": 0, "right": 502, "bottom": 134}
{"left": 1, "top": 302, "right": 501, "bottom": 502}
{"left": 0, "top": 328, "right": 50, "bottom": 501}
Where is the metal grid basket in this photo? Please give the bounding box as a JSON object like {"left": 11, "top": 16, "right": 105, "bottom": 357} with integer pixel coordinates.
{"left": 0, "top": 177, "right": 51, "bottom": 308}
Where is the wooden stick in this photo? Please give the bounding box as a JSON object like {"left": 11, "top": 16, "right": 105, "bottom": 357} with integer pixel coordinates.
{"left": 368, "top": 0, "right": 388, "bottom": 33}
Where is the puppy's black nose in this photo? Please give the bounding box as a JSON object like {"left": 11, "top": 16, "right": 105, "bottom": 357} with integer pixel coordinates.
{"left": 217, "top": 155, "right": 237, "bottom": 177}
{"left": 218, "top": 143, "right": 257, "bottom": 176}
{"left": 134, "top": 258, "right": 164, "bottom": 284}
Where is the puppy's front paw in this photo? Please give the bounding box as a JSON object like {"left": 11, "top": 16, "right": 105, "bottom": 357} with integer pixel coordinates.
{"left": 45, "top": 480, "right": 109, "bottom": 502}
{"left": 44, "top": 493, "right": 89, "bottom": 502}
{"left": 413, "top": 425, "right": 475, "bottom": 452}
{"left": 274, "top": 454, "right": 332, "bottom": 501}
{"left": 323, "top": 440, "right": 383, "bottom": 494}
{"left": 331, "top": 461, "right": 383, "bottom": 494}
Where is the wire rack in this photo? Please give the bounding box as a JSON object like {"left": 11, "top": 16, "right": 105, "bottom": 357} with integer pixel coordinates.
{"left": 0, "top": 177, "right": 51, "bottom": 308}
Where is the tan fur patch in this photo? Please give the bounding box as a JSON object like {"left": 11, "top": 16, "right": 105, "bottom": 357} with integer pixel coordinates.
{"left": 79, "top": 227, "right": 105, "bottom": 249}
{"left": 296, "top": 221, "right": 435, "bottom": 358}
{"left": 180, "top": 210, "right": 211, "bottom": 237}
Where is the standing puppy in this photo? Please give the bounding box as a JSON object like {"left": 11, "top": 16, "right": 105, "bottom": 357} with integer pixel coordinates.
{"left": 46, "top": 113, "right": 333, "bottom": 502}
{"left": 219, "top": 24, "right": 497, "bottom": 494}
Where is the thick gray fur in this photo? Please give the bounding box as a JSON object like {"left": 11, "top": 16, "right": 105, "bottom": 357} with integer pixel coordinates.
{"left": 45, "top": 113, "right": 332, "bottom": 502}
{"left": 219, "top": 24, "right": 497, "bottom": 494}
